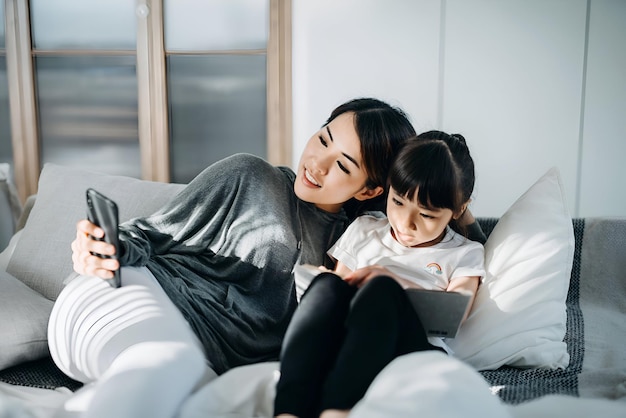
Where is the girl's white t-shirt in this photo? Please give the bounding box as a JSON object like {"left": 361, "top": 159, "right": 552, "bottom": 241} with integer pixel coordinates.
{"left": 328, "top": 215, "right": 485, "bottom": 289}
{"left": 327, "top": 215, "right": 485, "bottom": 354}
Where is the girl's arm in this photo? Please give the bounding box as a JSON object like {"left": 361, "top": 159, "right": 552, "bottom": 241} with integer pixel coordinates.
{"left": 342, "top": 264, "right": 424, "bottom": 290}
{"left": 446, "top": 275, "right": 480, "bottom": 322}
{"left": 333, "top": 260, "right": 352, "bottom": 278}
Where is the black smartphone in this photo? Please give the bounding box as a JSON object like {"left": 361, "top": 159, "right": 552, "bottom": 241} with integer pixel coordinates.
{"left": 86, "top": 188, "right": 121, "bottom": 288}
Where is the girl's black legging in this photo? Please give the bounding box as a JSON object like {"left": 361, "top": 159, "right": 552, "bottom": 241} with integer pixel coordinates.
{"left": 274, "top": 273, "right": 443, "bottom": 417}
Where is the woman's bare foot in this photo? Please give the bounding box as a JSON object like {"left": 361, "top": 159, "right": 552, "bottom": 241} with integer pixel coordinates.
{"left": 276, "top": 414, "right": 299, "bottom": 418}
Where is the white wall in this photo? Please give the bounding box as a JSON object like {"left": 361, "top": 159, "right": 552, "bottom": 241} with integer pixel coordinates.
{"left": 292, "top": 0, "right": 626, "bottom": 218}
{"left": 292, "top": 0, "right": 442, "bottom": 151}
{"left": 579, "top": 0, "right": 626, "bottom": 216}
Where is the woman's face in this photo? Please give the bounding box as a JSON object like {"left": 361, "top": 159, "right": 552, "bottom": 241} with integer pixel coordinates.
{"left": 294, "top": 112, "right": 381, "bottom": 213}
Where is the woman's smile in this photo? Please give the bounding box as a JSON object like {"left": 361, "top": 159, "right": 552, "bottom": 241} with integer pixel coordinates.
{"left": 303, "top": 168, "right": 321, "bottom": 188}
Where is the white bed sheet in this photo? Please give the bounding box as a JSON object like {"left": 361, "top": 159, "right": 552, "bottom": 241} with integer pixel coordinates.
{"left": 0, "top": 382, "right": 70, "bottom": 418}
{"left": 2, "top": 352, "right": 625, "bottom": 418}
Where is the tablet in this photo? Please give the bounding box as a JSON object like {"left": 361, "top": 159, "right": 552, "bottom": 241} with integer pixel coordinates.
{"left": 405, "top": 289, "right": 470, "bottom": 338}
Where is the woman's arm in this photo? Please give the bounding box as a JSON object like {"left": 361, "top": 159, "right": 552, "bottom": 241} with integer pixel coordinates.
{"left": 451, "top": 209, "right": 487, "bottom": 244}
{"left": 119, "top": 154, "right": 279, "bottom": 267}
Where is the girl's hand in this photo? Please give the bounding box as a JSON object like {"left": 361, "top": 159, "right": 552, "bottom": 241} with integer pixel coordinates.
{"left": 71, "top": 219, "right": 119, "bottom": 279}
{"left": 343, "top": 265, "right": 396, "bottom": 288}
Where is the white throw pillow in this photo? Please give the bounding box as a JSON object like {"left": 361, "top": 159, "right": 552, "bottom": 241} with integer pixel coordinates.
{"left": 447, "top": 167, "right": 574, "bottom": 370}
{"left": 0, "top": 269, "right": 53, "bottom": 370}
{"left": 352, "top": 352, "right": 511, "bottom": 418}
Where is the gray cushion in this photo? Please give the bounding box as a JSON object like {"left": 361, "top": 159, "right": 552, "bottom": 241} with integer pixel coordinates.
{"left": 0, "top": 269, "right": 53, "bottom": 370}
{"left": 0, "top": 163, "right": 22, "bottom": 252}
{"left": 7, "top": 163, "right": 185, "bottom": 300}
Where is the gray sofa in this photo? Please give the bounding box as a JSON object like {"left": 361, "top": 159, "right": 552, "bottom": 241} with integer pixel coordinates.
{"left": 0, "top": 162, "right": 624, "bottom": 416}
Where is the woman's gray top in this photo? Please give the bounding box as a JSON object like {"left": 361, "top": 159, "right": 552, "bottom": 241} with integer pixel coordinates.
{"left": 117, "top": 154, "right": 348, "bottom": 374}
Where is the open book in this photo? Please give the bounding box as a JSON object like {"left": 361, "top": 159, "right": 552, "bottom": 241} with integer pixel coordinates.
{"left": 294, "top": 264, "right": 470, "bottom": 338}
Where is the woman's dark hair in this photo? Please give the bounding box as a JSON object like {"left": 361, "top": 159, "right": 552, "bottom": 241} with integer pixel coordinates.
{"left": 326, "top": 98, "right": 416, "bottom": 218}
{"left": 389, "top": 130, "right": 475, "bottom": 217}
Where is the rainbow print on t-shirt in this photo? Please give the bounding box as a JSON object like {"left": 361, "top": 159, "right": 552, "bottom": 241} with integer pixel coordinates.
{"left": 424, "top": 262, "right": 442, "bottom": 275}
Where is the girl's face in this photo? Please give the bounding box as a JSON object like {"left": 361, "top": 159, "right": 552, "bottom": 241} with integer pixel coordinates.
{"left": 386, "top": 187, "right": 454, "bottom": 247}
{"left": 294, "top": 112, "right": 382, "bottom": 213}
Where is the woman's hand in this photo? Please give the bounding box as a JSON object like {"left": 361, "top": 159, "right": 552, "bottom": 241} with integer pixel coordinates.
{"left": 71, "top": 219, "right": 119, "bottom": 279}
{"left": 456, "top": 207, "right": 475, "bottom": 227}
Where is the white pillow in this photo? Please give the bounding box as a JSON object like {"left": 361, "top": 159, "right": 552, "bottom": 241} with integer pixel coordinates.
{"left": 0, "top": 269, "right": 53, "bottom": 371}
{"left": 352, "top": 352, "right": 511, "bottom": 418}
{"left": 447, "top": 167, "right": 574, "bottom": 370}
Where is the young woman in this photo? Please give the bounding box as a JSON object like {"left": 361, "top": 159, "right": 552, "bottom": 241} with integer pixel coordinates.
{"left": 274, "top": 131, "right": 486, "bottom": 418}
{"left": 48, "top": 98, "right": 418, "bottom": 418}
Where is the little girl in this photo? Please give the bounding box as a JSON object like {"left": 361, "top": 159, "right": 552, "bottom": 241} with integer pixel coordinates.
{"left": 274, "top": 131, "right": 485, "bottom": 418}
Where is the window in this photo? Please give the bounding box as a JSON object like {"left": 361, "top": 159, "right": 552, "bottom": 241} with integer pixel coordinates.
{"left": 30, "top": 0, "right": 140, "bottom": 177}
{"left": 4, "top": 0, "right": 291, "bottom": 201}
{"left": 0, "top": 1, "right": 13, "bottom": 168}
{"left": 164, "top": 0, "right": 268, "bottom": 183}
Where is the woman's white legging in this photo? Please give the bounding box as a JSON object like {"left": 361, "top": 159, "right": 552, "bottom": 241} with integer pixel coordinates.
{"left": 48, "top": 267, "right": 213, "bottom": 418}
